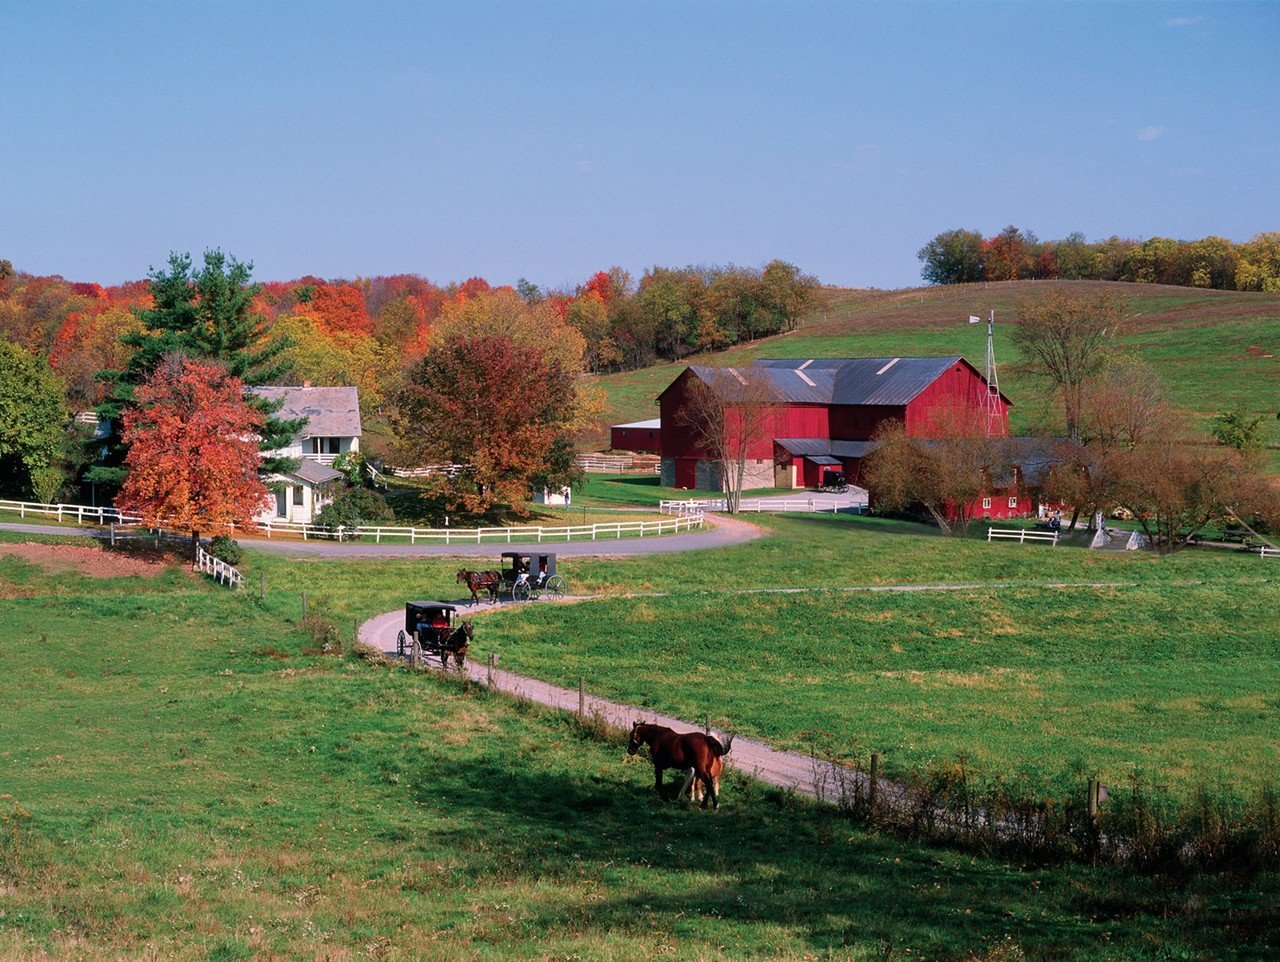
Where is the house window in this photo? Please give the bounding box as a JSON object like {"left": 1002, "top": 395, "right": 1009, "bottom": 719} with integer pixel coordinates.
{"left": 1008, "top": 496, "right": 1018, "bottom": 509}
{"left": 293, "top": 485, "right": 304, "bottom": 506}
{"left": 982, "top": 497, "right": 992, "bottom": 510}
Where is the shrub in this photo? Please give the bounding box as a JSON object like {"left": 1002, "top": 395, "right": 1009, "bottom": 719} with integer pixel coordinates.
{"left": 315, "top": 485, "right": 394, "bottom": 538}
{"left": 207, "top": 535, "right": 243, "bottom": 566}
{"left": 331, "top": 450, "right": 368, "bottom": 486}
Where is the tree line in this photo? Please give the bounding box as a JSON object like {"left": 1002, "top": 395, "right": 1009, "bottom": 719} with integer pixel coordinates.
{"left": 0, "top": 251, "right": 616, "bottom": 543}
{"left": 917, "top": 227, "right": 1280, "bottom": 291}
{"left": 0, "top": 256, "right": 819, "bottom": 415}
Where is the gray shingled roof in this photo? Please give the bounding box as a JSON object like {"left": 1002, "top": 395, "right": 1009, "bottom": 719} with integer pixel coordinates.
{"left": 683, "top": 357, "right": 1010, "bottom": 407}
{"left": 290, "top": 459, "right": 344, "bottom": 485}
{"left": 250, "top": 386, "right": 362, "bottom": 438}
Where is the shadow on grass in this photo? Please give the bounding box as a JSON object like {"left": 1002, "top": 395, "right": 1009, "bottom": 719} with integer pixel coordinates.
{"left": 391, "top": 717, "right": 1280, "bottom": 960}
{"left": 778, "top": 512, "right": 946, "bottom": 539}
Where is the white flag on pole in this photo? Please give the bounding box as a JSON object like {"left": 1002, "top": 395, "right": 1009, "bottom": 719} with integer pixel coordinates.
{"left": 968, "top": 315, "right": 982, "bottom": 324}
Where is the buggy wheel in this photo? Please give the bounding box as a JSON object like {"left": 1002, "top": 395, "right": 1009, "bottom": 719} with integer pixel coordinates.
{"left": 513, "top": 582, "right": 531, "bottom": 603}
{"left": 546, "top": 576, "right": 565, "bottom": 598}
{"left": 396, "top": 629, "right": 407, "bottom": 658}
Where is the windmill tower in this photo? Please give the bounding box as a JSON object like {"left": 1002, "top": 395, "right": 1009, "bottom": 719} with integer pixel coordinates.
{"left": 968, "top": 311, "right": 1003, "bottom": 437}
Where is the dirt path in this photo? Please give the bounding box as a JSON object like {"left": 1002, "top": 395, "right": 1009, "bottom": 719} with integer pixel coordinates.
{"left": 358, "top": 605, "right": 870, "bottom": 804}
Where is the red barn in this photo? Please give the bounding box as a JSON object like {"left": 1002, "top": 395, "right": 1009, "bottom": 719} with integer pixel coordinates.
{"left": 658, "top": 356, "right": 1011, "bottom": 491}
{"left": 610, "top": 418, "right": 661, "bottom": 454}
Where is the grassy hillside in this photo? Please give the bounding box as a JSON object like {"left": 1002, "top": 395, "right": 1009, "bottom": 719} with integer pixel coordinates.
{"left": 7, "top": 535, "right": 1279, "bottom": 959}
{"left": 594, "top": 280, "right": 1280, "bottom": 447}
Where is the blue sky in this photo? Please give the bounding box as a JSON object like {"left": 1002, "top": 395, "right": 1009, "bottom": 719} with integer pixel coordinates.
{"left": 2, "top": 2, "right": 1276, "bottom": 289}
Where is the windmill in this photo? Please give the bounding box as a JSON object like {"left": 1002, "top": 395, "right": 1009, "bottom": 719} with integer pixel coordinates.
{"left": 969, "top": 312, "right": 1003, "bottom": 437}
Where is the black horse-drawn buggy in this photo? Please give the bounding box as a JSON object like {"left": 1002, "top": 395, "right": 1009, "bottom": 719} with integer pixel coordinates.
{"left": 397, "top": 601, "right": 472, "bottom": 667}
{"left": 500, "top": 551, "right": 565, "bottom": 602}
{"left": 456, "top": 552, "right": 566, "bottom": 604}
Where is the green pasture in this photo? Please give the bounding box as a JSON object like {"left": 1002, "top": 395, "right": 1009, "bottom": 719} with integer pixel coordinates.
{"left": 1, "top": 541, "right": 1277, "bottom": 960}
{"left": 595, "top": 281, "right": 1280, "bottom": 452}
{"left": 222, "top": 510, "right": 1280, "bottom": 800}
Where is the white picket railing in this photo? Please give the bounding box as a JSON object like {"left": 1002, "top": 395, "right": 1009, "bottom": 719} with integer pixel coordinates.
{"left": 576, "top": 455, "right": 661, "bottom": 474}
{"left": 1260, "top": 545, "right": 1280, "bottom": 559}
{"left": 660, "top": 497, "right": 864, "bottom": 516}
{"left": 0, "top": 498, "right": 703, "bottom": 544}
{"left": 195, "top": 544, "right": 244, "bottom": 587}
{"left": 987, "top": 527, "right": 1059, "bottom": 545}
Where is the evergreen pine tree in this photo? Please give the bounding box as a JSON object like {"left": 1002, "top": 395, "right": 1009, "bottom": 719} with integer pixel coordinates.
{"left": 90, "top": 250, "right": 303, "bottom": 486}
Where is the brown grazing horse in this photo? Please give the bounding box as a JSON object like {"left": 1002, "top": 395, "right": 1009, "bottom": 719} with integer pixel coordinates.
{"left": 679, "top": 753, "right": 724, "bottom": 806}
{"left": 627, "top": 721, "right": 734, "bottom": 809}
{"left": 456, "top": 569, "right": 500, "bottom": 605}
{"left": 438, "top": 620, "right": 473, "bottom": 669}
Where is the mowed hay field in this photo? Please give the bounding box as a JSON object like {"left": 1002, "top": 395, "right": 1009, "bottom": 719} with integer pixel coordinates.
{"left": 595, "top": 280, "right": 1280, "bottom": 450}
{"left": 7, "top": 537, "right": 1280, "bottom": 960}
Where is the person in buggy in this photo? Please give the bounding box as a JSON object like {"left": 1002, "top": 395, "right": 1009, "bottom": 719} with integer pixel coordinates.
{"left": 536, "top": 558, "right": 549, "bottom": 588}
{"left": 514, "top": 557, "right": 530, "bottom": 590}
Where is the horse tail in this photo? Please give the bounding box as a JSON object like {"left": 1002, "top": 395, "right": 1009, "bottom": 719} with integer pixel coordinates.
{"left": 707, "top": 733, "right": 734, "bottom": 757}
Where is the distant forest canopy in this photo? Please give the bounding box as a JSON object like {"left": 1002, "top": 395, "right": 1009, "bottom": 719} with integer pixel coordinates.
{"left": 0, "top": 258, "right": 818, "bottom": 409}
{"left": 918, "top": 227, "right": 1280, "bottom": 292}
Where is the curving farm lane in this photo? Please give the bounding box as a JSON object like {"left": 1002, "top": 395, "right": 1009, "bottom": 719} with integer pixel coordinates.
{"left": 0, "top": 513, "right": 762, "bottom": 559}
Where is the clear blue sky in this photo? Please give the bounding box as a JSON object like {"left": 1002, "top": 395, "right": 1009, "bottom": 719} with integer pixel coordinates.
{"left": 2, "top": 1, "right": 1276, "bottom": 290}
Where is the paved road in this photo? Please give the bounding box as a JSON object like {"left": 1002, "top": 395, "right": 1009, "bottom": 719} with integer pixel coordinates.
{"left": 0, "top": 514, "right": 763, "bottom": 559}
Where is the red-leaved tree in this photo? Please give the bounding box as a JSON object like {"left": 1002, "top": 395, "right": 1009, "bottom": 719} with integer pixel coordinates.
{"left": 117, "top": 356, "right": 268, "bottom": 560}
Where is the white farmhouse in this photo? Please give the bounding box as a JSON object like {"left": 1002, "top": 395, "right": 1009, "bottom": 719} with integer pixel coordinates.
{"left": 249, "top": 386, "right": 362, "bottom": 524}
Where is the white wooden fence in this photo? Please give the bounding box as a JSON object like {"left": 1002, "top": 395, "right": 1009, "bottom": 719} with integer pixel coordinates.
{"left": 660, "top": 497, "right": 864, "bottom": 516}
{"left": 195, "top": 544, "right": 244, "bottom": 587}
{"left": 576, "top": 454, "right": 661, "bottom": 474}
{"left": 987, "top": 527, "right": 1059, "bottom": 545}
{"left": 0, "top": 498, "right": 703, "bottom": 544}
{"left": 1260, "top": 546, "right": 1280, "bottom": 559}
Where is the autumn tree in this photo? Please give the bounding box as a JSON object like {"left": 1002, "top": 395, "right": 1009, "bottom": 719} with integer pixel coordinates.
{"left": 1011, "top": 290, "right": 1126, "bottom": 441}
{"left": 864, "top": 408, "right": 1012, "bottom": 536}
{"left": 94, "top": 251, "right": 301, "bottom": 488}
{"left": 310, "top": 283, "right": 374, "bottom": 338}
{"left": 677, "top": 365, "right": 779, "bottom": 514}
{"left": 117, "top": 356, "right": 267, "bottom": 561}
{"left": 0, "top": 340, "right": 70, "bottom": 499}
{"left": 395, "top": 290, "right": 598, "bottom": 515}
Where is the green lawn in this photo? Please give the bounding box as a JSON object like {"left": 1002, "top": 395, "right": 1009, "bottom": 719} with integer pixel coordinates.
{"left": 1, "top": 540, "right": 1277, "bottom": 959}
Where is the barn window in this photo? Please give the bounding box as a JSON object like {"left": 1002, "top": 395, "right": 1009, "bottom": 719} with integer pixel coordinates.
{"left": 982, "top": 497, "right": 992, "bottom": 510}
{"left": 1008, "top": 496, "right": 1018, "bottom": 509}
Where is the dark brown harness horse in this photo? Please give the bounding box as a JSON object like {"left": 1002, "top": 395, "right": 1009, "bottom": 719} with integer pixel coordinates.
{"left": 437, "top": 621, "right": 473, "bottom": 669}
{"left": 627, "top": 721, "right": 734, "bottom": 809}
{"left": 456, "top": 568, "right": 500, "bottom": 605}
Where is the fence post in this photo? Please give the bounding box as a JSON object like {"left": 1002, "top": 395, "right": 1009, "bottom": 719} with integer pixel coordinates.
{"left": 411, "top": 635, "right": 420, "bottom": 668}
{"left": 487, "top": 652, "right": 495, "bottom": 687}
{"left": 578, "top": 677, "right": 585, "bottom": 717}
{"left": 352, "top": 618, "right": 358, "bottom": 652}
{"left": 1088, "top": 777, "right": 1099, "bottom": 821}
{"left": 109, "top": 523, "right": 116, "bottom": 548}
{"left": 869, "top": 752, "right": 880, "bottom": 821}
{"left": 301, "top": 591, "right": 308, "bottom": 620}
{"left": 258, "top": 571, "right": 265, "bottom": 601}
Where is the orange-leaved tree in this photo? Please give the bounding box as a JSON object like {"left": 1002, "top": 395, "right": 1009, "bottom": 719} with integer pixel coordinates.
{"left": 117, "top": 355, "right": 268, "bottom": 561}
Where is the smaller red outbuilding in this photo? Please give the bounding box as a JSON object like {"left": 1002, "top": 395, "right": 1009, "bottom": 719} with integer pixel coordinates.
{"left": 610, "top": 418, "right": 661, "bottom": 454}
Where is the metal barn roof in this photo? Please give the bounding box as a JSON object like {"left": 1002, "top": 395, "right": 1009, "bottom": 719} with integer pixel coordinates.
{"left": 682, "top": 357, "right": 1010, "bottom": 407}
{"left": 612, "top": 418, "right": 661, "bottom": 429}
